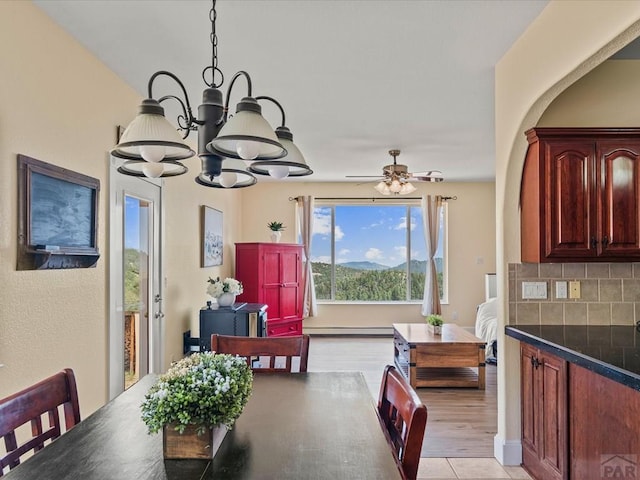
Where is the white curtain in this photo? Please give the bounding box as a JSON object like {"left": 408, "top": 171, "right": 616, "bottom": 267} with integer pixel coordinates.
{"left": 421, "top": 195, "right": 443, "bottom": 316}
{"left": 296, "top": 196, "right": 317, "bottom": 318}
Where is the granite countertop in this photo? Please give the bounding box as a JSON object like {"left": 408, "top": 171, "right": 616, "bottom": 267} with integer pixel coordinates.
{"left": 506, "top": 324, "right": 640, "bottom": 391}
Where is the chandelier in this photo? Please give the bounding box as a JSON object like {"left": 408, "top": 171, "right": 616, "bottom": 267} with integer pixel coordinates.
{"left": 110, "top": 0, "right": 312, "bottom": 188}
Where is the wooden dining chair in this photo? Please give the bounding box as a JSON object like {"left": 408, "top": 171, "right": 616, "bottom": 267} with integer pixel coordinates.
{"left": 211, "top": 334, "right": 310, "bottom": 373}
{"left": 0, "top": 368, "right": 81, "bottom": 476}
{"left": 377, "top": 365, "right": 428, "bottom": 480}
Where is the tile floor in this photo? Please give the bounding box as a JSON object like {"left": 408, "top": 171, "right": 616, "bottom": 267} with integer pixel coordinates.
{"left": 417, "top": 458, "right": 532, "bottom": 480}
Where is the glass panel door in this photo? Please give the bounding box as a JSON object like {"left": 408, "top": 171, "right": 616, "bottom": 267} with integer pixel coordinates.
{"left": 109, "top": 163, "right": 162, "bottom": 399}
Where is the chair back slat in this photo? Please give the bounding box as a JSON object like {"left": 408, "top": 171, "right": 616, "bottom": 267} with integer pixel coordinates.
{"left": 0, "top": 369, "right": 80, "bottom": 476}
{"left": 211, "top": 335, "right": 310, "bottom": 373}
{"left": 377, "top": 365, "right": 427, "bottom": 480}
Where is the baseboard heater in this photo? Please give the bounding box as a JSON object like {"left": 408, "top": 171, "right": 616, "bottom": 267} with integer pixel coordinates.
{"left": 303, "top": 326, "right": 393, "bottom": 336}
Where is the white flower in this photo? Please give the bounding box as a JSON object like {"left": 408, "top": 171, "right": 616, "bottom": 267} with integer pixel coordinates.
{"left": 206, "top": 277, "right": 244, "bottom": 297}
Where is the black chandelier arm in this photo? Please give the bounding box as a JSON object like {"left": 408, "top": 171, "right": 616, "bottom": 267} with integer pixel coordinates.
{"left": 147, "top": 70, "right": 199, "bottom": 130}
{"left": 222, "top": 70, "right": 252, "bottom": 120}
{"left": 157, "top": 94, "right": 197, "bottom": 138}
{"left": 256, "top": 96, "right": 286, "bottom": 127}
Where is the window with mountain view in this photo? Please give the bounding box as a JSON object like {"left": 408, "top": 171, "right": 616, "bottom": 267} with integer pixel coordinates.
{"left": 311, "top": 202, "right": 447, "bottom": 302}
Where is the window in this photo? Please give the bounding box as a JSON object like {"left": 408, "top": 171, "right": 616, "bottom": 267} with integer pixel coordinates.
{"left": 311, "top": 200, "right": 447, "bottom": 303}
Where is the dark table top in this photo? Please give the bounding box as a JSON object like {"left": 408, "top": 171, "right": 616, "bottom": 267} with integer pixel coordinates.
{"left": 5, "top": 372, "right": 402, "bottom": 480}
{"left": 506, "top": 324, "right": 640, "bottom": 391}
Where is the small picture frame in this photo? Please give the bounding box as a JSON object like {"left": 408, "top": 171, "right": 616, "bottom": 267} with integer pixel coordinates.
{"left": 201, "top": 206, "right": 223, "bottom": 267}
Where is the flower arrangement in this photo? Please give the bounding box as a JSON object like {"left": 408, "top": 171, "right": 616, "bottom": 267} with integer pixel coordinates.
{"left": 267, "top": 221, "right": 285, "bottom": 232}
{"left": 206, "top": 276, "right": 243, "bottom": 298}
{"left": 140, "top": 352, "right": 253, "bottom": 435}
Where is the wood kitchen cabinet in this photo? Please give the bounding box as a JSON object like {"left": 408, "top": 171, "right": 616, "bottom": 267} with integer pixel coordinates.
{"left": 520, "top": 343, "right": 568, "bottom": 480}
{"left": 235, "top": 243, "right": 303, "bottom": 337}
{"left": 521, "top": 128, "right": 640, "bottom": 262}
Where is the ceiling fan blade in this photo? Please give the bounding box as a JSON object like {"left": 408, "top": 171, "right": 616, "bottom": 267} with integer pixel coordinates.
{"left": 410, "top": 170, "right": 444, "bottom": 182}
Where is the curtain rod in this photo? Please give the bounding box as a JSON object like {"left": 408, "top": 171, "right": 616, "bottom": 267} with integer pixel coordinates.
{"left": 289, "top": 196, "right": 457, "bottom": 201}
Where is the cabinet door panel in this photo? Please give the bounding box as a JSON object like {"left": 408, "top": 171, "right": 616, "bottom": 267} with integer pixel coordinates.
{"left": 546, "top": 141, "right": 595, "bottom": 258}
{"left": 599, "top": 142, "right": 640, "bottom": 256}
{"left": 521, "top": 344, "right": 538, "bottom": 457}
{"left": 539, "top": 352, "right": 568, "bottom": 480}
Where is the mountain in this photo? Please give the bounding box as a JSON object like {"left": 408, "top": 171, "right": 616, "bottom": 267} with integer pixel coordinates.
{"left": 338, "top": 261, "right": 388, "bottom": 271}
{"left": 388, "top": 259, "right": 429, "bottom": 274}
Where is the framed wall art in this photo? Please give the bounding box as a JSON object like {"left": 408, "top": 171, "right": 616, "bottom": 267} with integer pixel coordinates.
{"left": 17, "top": 154, "right": 100, "bottom": 270}
{"left": 201, "top": 205, "right": 223, "bottom": 267}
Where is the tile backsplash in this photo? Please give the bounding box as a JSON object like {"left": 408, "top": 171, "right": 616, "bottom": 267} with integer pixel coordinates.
{"left": 509, "top": 263, "right": 640, "bottom": 326}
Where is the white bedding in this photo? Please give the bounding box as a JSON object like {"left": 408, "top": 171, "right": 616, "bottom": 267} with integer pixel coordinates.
{"left": 475, "top": 297, "right": 497, "bottom": 358}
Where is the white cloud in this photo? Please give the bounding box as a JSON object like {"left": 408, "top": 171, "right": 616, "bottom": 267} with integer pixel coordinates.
{"left": 395, "top": 216, "right": 416, "bottom": 231}
{"left": 312, "top": 255, "right": 331, "bottom": 263}
{"left": 312, "top": 210, "right": 344, "bottom": 240}
{"left": 365, "top": 248, "right": 384, "bottom": 260}
{"left": 339, "top": 248, "right": 350, "bottom": 256}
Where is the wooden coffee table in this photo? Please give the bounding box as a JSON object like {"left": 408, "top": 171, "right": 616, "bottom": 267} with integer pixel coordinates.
{"left": 393, "top": 323, "right": 486, "bottom": 389}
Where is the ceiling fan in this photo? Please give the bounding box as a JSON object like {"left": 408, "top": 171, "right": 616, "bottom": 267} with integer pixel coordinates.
{"left": 346, "top": 149, "right": 444, "bottom": 195}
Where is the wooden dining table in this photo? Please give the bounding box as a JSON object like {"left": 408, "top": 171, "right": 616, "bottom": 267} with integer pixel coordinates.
{"left": 4, "top": 371, "right": 402, "bottom": 479}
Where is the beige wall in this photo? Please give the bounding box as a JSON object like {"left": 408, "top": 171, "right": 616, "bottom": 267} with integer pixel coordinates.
{"left": 0, "top": 2, "right": 139, "bottom": 413}
{"left": 240, "top": 181, "right": 496, "bottom": 330}
{"left": 495, "top": 0, "right": 640, "bottom": 465}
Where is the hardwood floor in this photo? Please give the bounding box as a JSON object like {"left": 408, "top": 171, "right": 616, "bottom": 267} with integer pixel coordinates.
{"left": 307, "top": 335, "right": 497, "bottom": 458}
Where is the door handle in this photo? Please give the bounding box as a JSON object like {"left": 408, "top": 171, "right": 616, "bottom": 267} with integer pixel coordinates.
{"left": 602, "top": 236, "right": 609, "bottom": 247}
{"left": 531, "top": 356, "right": 540, "bottom": 369}
{"left": 154, "top": 294, "right": 162, "bottom": 303}
{"left": 154, "top": 312, "right": 165, "bottom": 319}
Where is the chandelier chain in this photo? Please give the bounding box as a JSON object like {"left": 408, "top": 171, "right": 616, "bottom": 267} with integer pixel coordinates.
{"left": 204, "top": 0, "right": 223, "bottom": 88}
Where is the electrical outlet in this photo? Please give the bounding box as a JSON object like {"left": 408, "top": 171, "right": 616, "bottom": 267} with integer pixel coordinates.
{"left": 569, "top": 280, "right": 581, "bottom": 299}
{"left": 556, "top": 281, "right": 568, "bottom": 299}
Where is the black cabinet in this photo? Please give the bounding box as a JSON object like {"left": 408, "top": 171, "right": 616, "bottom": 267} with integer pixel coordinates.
{"left": 198, "top": 303, "right": 267, "bottom": 351}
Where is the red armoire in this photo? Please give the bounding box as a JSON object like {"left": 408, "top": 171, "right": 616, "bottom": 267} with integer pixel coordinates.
{"left": 235, "top": 243, "right": 303, "bottom": 337}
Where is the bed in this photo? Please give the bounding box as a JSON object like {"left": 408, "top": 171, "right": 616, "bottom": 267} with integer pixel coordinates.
{"left": 474, "top": 297, "right": 497, "bottom": 362}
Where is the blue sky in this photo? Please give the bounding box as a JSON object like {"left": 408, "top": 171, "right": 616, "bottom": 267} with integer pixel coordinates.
{"left": 311, "top": 205, "right": 434, "bottom": 267}
{"left": 125, "top": 196, "right": 141, "bottom": 250}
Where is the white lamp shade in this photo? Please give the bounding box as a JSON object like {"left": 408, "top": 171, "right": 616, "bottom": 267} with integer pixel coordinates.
{"left": 277, "top": 138, "right": 312, "bottom": 175}
{"left": 390, "top": 179, "right": 402, "bottom": 193}
{"left": 401, "top": 182, "right": 416, "bottom": 194}
{"left": 117, "top": 159, "right": 188, "bottom": 178}
{"left": 112, "top": 111, "right": 195, "bottom": 161}
{"left": 208, "top": 109, "right": 286, "bottom": 160}
{"left": 374, "top": 181, "right": 387, "bottom": 194}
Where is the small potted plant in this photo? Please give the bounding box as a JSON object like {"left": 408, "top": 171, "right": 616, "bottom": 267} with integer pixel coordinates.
{"left": 425, "top": 314, "right": 444, "bottom": 335}
{"left": 140, "top": 351, "right": 253, "bottom": 459}
{"left": 267, "top": 221, "right": 285, "bottom": 243}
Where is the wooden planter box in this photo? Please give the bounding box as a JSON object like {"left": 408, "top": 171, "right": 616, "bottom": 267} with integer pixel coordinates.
{"left": 163, "top": 424, "right": 227, "bottom": 459}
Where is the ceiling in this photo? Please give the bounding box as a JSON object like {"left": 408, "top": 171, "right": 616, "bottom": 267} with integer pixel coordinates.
{"left": 33, "top": 0, "right": 549, "bottom": 183}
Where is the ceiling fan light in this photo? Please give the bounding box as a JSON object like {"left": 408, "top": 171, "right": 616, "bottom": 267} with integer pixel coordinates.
{"left": 390, "top": 179, "right": 402, "bottom": 193}
{"left": 402, "top": 182, "right": 416, "bottom": 194}
{"left": 374, "top": 181, "right": 387, "bottom": 194}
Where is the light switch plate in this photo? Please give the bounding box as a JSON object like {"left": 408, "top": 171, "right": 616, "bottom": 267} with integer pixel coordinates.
{"left": 522, "top": 281, "right": 548, "bottom": 299}
{"left": 556, "top": 281, "right": 568, "bottom": 299}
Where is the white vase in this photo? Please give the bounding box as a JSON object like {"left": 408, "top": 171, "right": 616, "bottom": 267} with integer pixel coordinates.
{"left": 270, "top": 231, "right": 282, "bottom": 243}
{"left": 217, "top": 292, "right": 236, "bottom": 307}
